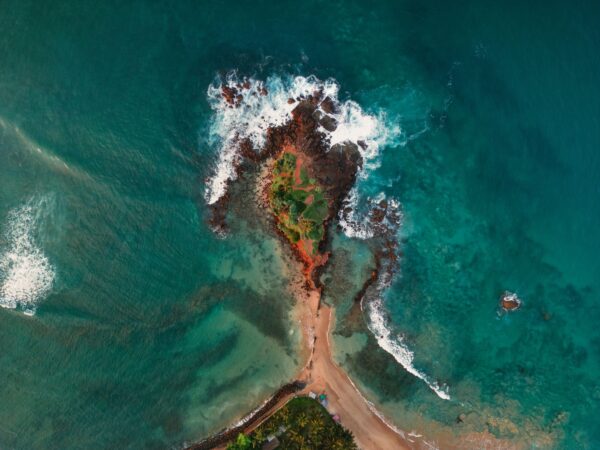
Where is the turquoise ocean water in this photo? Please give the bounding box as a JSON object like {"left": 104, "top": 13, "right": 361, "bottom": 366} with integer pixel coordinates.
{"left": 1, "top": 1, "right": 599, "bottom": 448}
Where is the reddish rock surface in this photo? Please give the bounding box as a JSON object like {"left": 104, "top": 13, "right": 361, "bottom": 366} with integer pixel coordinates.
{"left": 221, "top": 85, "right": 239, "bottom": 106}
{"left": 500, "top": 291, "right": 521, "bottom": 311}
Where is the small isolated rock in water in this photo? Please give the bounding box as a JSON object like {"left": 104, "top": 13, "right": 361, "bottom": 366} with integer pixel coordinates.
{"left": 500, "top": 291, "right": 521, "bottom": 311}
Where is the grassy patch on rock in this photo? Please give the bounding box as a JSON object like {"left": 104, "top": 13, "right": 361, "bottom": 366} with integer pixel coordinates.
{"left": 269, "top": 152, "right": 328, "bottom": 256}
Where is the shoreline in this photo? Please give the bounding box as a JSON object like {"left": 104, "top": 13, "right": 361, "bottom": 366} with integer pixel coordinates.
{"left": 292, "top": 286, "right": 413, "bottom": 450}
{"left": 187, "top": 263, "right": 418, "bottom": 450}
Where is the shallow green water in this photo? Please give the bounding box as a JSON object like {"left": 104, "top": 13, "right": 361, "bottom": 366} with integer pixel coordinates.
{"left": 0, "top": 0, "right": 599, "bottom": 448}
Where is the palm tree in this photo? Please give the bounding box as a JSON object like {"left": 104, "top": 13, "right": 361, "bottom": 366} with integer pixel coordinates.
{"left": 252, "top": 429, "right": 265, "bottom": 448}
{"left": 226, "top": 433, "right": 252, "bottom": 450}
{"left": 307, "top": 416, "right": 325, "bottom": 447}
{"left": 287, "top": 428, "right": 305, "bottom": 449}
{"left": 276, "top": 406, "right": 291, "bottom": 427}
{"left": 296, "top": 412, "right": 309, "bottom": 430}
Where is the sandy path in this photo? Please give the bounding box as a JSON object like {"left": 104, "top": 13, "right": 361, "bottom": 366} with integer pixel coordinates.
{"left": 296, "top": 290, "right": 411, "bottom": 450}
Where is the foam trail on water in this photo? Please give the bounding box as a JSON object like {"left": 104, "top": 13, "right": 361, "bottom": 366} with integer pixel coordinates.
{"left": 0, "top": 198, "right": 56, "bottom": 315}
{"left": 0, "top": 116, "right": 91, "bottom": 181}
{"left": 204, "top": 73, "right": 400, "bottom": 205}
{"left": 365, "top": 294, "right": 451, "bottom": 400}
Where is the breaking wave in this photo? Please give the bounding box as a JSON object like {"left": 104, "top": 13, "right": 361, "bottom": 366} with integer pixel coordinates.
{"left": 0, "top": 198, "right": 56, "bottom": 315}
{"left": 337, "top": 188, "right": 374, "bottom": 239}
{"left": 204, "top": 73, "right": 400, "bottom": 205}
{"left": 338, "top": 190, "right": 402, "bottom": 239}
{"left": 365, "top": 292, "right": 451, "bottom": 400}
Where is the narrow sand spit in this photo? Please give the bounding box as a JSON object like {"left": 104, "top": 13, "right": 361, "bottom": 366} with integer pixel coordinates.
{"left": 211, "top": 288, "right": 412, "bottom": 450}
{"left": 295, "top": 288, "right": 411, "bottom": 450}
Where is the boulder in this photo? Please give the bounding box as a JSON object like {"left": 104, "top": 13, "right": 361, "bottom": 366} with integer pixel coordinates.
{"left": 320, "top": 96, "right": 338, "bottom": 114}
{"left": 500, "top": 291, "right": 521, "bottom": 311}
{"left": 320, "top": 115, "right": 338, "bottom": 132}
{"left": 221, "top": 85, "right": 239, "bottom": 106}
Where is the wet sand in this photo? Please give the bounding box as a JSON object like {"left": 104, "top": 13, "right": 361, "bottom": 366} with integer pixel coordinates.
{"left": 294, "top": 288, "right": 412, "bottom": 450}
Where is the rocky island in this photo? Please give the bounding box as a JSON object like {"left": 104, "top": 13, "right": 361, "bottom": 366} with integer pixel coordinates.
{"left": 196, "top": 78, "right": 412, "bottom": 450}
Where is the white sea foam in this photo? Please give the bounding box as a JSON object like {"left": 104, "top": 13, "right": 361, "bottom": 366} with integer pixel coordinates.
{"left": 232, "top": 397, "right": 269, "bottom": 428}
{"left": 0, "top": 198, "right": 55, "bottom": 314}
{"left": 338, "top": 191, "right": 402, "bottom": 240}
{"left": 204, "top": 73, "right": 399, "bottom": 205}
{"left": 365, "top": 293, "right": 451, "bottom": 400}
{"left": 337, "top": 188, "right": 374, "bottom": 239}
{"left": 343, "top": 191, "right": 449, "bottom": 399}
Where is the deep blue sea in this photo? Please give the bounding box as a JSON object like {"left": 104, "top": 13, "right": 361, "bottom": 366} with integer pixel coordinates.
{"left": 1, "top": 1, "right": 599, "bottom": 448}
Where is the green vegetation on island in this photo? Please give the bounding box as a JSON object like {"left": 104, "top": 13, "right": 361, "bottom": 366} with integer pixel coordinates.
{"left": 227, "top": 397, "right": 357, "bottom": 450}
{"left": 269, "top": 152, "right": 329, "bottom": 255}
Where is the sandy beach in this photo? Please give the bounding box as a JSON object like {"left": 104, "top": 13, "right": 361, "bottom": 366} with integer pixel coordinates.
{"left": 294, "top": 288, "right": 412, "bottom": 450}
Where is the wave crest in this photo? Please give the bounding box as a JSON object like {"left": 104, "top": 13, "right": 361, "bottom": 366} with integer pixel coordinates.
{"left": 204, "top": 73, "right": 400, "bottom": 205}
{"left": 0, "top": 197, "right": 56, "bottom": 315}
{"left": 365, "top": 292, "right": 450, "bottom": 400}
